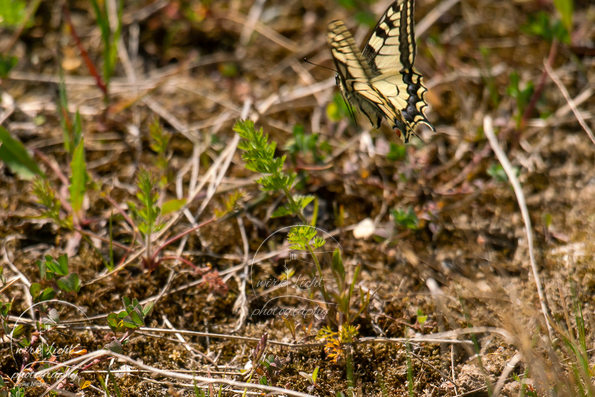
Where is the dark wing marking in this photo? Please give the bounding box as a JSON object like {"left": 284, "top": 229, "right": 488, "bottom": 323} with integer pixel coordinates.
{"left": 362, "top": 0, "right": 416, "bottom": 74}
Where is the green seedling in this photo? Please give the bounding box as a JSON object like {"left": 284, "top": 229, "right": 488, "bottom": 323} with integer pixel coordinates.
{"left": 106, "top": 297, "right": 154, "bottom": 339}
{"left": 35, "top": 253, "right": 81, "bottom": 295}
{"left": 285, "top": 124, "right": 330, "bottom": 164}
{"left": 416, "top": 308, "right": 427, "bottom": 327}
{"left": 257, "top": 354, "right": 283, "bottom": 386}
{"left": 235, "top": 120, "right": 314, "bottom": 223}
{"left": 391, "top": 207, "right": 419, "bottom": 230}
{"left": 553, "top": 0, "right": 573, "bottom": 36}
{"left": 507, "top": 71, "right": 535, "bottom": 129}
{"left": 330, "top": 248, "right": 371, "bottom": 327}
{"left": 31, "top": 178, "right": 71, "bottom": 229}
{"left": 127, "top": 169, "right": 217, "bottom": 272}
{"left": 288, "top": 225, "right": 331, "bottom": 307}
{"left": 299, "top": 366, "right": 320, "bottom": 391}
{"left": 479, "top": 47, "right": 500, "bottom": 108}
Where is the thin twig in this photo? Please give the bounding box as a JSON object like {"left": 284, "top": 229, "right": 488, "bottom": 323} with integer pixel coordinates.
{"left": 483, "top": 116, "right": 552, "bottom": 339}
{"left": 544, "top": 61, "right": 595, "bottom": 146}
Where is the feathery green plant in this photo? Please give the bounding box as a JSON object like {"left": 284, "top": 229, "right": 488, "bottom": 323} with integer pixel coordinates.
{"left": 235, "top": 120, "right": 313, "bottom": 223}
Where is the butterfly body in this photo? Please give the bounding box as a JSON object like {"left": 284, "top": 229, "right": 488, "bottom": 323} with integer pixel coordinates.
{"left": 327, "top": 0, "right": 434, "bottom": 143}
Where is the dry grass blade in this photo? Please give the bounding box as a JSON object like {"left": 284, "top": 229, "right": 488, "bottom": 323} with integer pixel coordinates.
{"left": 544, "top": 61, "right": 595, "bottom": 146}
{"left": 483, "top": 115, "right": 552, "bottom": 339}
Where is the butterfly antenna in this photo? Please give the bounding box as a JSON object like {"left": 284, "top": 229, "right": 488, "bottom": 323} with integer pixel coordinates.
{"left": 303, "top": 58, "right": 336, "bottom": 73}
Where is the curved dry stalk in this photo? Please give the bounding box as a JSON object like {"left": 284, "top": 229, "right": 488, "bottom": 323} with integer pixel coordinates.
{"left": 545, "top": 61, "right": 595, "bottom": 146}
{"left": 36, "top": 350, "right": 316, "bottom": 397}
{"left": 483, "top": 116, "right": 552, "bottom": 339}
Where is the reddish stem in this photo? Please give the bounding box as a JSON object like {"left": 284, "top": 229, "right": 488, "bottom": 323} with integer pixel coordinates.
{"left": 62, "top": 6, "right": 108, "bottom": 97}
{"left": 150, "top": 216, "right": 216, "bottom": 264}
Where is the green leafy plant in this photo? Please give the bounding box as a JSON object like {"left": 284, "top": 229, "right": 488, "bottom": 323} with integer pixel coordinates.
{"left": 285, "top": 124, "right": 330, "bottom": 164}
{"left": 553, "top": 0, "right": 573, "bottom": 36}
{"left": 288, "top": 225, "right": 331, "bottom": 305}
{"left": 31, "top": 178, "right": 72, "bottom": 229}
{"left": 235, "top": 120, "right": 314, "bottom": 223}
{"left": 126, "top": 169, "right": 215, "bottom": 272}
{"left": 391, "top": 207, "right": 419, "bottom": 230}
{"left": 329, "top": 248, "right": 370, "bottom": 327}
{"left": 522, "top": 11, "right": 569, "bottom": 44}
{"left": 507, "top": 71, "right": 535, "bottom": 129}
{"left": 57, "top": 72, "right": 83, "bottom": 156}
{"left": 299, "top": 366, "right": 320, "bottom": 391}
{"left": 106, "top": 297, "right": 154, "bottom": 336}
{"left": 35, "top": 254, "right": 82, "bottom": 296}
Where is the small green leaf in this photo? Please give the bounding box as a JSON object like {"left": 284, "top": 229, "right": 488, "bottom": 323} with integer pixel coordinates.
{"left": 271, "top": 206, "right": 293, "bottom": 218}
{"left": 332, "top": 248, "right": 345, "bottom": 281}
{"left": 0, "top": 126, "right": 45, "bottom": 179}
{"left": 69, "top": 139, "right": 87, "bottom": 214}
{"left": 29, "top": 283, "right": 41, "bottom": 298}
{"left": 161, "top": 198, "right": 186, "bottom": 215}
{"left": 11, "top": 324, "right": 25, "bottom": 338}
{"left": 57, "top": 273, "right": 81, "bottom": 293}
{"left": 105, "top": 340, "right": 123, "bottom": 354}
{"left": 312, "top": 366, "right": 319, "bottom": 383}
{"left": 38, "top": 287, "right": 56, "bottom": 302}
{"left": 416, "top": 309, "right": 427, "bottom": 326}
{"left": 142, "top": 301, "right": 155, "bottom": 317}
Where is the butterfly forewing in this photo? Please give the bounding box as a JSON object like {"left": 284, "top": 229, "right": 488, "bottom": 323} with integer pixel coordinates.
{"left": 362, "top": 0, "right": 416, "bottom": 73}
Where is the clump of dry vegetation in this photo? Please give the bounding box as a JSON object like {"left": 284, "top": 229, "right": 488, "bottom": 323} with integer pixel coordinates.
{"left": 1, "top": 0, "right": 595, "bottom": 396}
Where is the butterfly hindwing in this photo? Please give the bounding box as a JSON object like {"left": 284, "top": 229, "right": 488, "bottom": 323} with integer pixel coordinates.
{"left": 327, "top": 0, "right": 434, "bottom": 143}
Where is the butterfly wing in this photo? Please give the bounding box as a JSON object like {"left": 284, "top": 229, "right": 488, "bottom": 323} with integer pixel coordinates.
{"left": 327, "top": 20, "right": 384, "bottom": 129}
{"left": 362, "top": 0, "right": 435, "bottom": 143}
